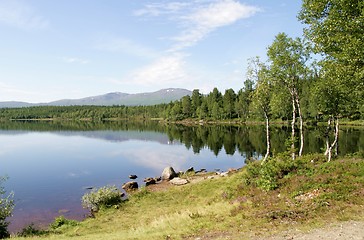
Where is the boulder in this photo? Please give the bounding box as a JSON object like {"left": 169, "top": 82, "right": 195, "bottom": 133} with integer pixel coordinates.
{"left": 129, "top": 175, "right": 138, "bottom": 179}
{"left": 220, "top": 172, "right": 229, "bottom": 177}
{"left": 185, "top": 167, "right": 195, "bottom": 174}
{"left": 144, "top": 177, "right": 156, "bottom": 186}
{"left": 122, "top": 181, "right": 138, "bottom": 191}
{"left": 161, "top": 166, "right": 178, "bottom": 180}
{"left": 170, "top": 177, "right": 189, "bottom": 186}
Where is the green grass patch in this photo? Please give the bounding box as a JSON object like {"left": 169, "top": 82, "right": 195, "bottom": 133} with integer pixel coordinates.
{"left": 11, "top": 155, "right": 364, "bottom": 239}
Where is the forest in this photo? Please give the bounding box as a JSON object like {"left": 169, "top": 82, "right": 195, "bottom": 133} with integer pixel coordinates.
{"left": 0, "top": 2, "right": 363, "bottom": 123}
{"left": 0, "top": 1, "right": 362, "bottom": 161}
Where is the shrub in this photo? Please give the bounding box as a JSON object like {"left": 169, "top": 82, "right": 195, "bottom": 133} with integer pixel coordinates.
{"left": 243, "top": 156, "right": 306, "bottom": 191}
{"left": 0, "top": 176, "right": 14, "bottom": 239}
{"left": 82, "top": 185, "right": 124, "bottom": 214}
{"left": 18, "top": 223, "right": 46, "bottom": 237}
{"left": 49, "top": 216, "right": 78, "bottom": 230}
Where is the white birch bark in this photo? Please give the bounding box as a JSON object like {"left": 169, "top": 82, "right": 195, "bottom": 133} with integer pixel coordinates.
{"left": 291, "top": 95, "right": 296, "bottom": 160}
{"left": 324, "top": 118, "right": 331, "bottom": 156}
{"left": 294, "top": 90, "right": 304, "bottom": 157}
{"left": 327, "top": 117, "right": 339, "bottom": 162}
{"left": 262, "top": 112, "right": 270, "bottom": 163}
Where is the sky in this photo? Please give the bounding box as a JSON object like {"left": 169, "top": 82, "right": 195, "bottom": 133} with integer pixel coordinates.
{"left": 0, "top": 0, "right": 304, "bottom": 103}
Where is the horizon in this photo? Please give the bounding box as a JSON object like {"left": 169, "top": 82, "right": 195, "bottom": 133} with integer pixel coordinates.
{"left": 0, "top": 1, "right": 304, "bottom": 102}
{"left": 1, "top": 87, "right": 191, "bottom": 104}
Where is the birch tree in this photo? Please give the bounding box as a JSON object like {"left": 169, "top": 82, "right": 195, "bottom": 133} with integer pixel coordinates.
{"left": 267, "top": 33, "right": 311, "bottom": 160}
{"left": 299, "top": 0, "right": 364, "bottom": 161}
{"left": 249, "top": 58, "right": 272, "bottom": 163}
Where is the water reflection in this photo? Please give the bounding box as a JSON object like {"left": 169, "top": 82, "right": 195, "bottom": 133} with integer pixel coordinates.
{"left": 0, "top": 120, "right": 363, "bottom": 233}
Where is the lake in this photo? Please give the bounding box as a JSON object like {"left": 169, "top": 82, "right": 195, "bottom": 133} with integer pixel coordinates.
{"left": 0, "top": 121, "right": 363, "bottom": 233}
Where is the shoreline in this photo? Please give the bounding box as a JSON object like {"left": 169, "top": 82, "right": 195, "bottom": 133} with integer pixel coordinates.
{"left": 4, "top": 118, "right": 364, "bottom": 127}
{"left": 9, "top": 155, "right": 364, "bottom": 239}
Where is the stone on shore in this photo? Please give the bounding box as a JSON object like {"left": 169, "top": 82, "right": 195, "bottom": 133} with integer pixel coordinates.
{"left": 161, "top": 167, "right": 178, "bottom": 180}
{"left": 122, "top": 181, "right": 138, "bottom": 191}
{"left": 144, "top": 177, "right": 156, "bottom": 186}
{"left": 170, "top": 177, "right": 189, "bottom": 186}
{"left": 129, "top": 175, "right": 138, "bottom": 179}
{"left": 185, "top": 167, "right": 195, "bottom": 173}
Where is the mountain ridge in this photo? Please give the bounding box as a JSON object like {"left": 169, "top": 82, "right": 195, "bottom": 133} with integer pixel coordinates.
{"left": 0, "top": 88, "right": 192, "bottom": 108}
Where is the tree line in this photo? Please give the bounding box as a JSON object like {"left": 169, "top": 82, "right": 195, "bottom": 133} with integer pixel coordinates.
{"left": 0, "top": 1, "right": 363, "bottom": 162}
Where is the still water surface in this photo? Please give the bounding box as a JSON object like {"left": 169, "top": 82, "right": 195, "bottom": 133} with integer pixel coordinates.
{"left": 0, "top": 121, "right": 363, "bottom": 232}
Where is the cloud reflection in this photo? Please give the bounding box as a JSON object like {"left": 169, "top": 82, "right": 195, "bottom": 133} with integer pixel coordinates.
{"left": 111, "top": 142, "right": 189, "bottom": 172}
{"left": 66, "top": 170, "right": 91, "bottom": 179}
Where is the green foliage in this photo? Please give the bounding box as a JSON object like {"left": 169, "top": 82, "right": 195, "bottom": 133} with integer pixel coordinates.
{"left": 18, "top": 223, "right": 47, "bottom": 237}
{"left": 0, "top": 176, "right": 14, "bottom": 239}
{"left": 299, "top": 0, "right": 364, "bottom": 118}
{"left": 49, "top": 216, "right": 78, "bottom": 230}
{"left": 0, "top": 221, "right": 9, "bottom": 239}
{"left": 243, "top": 156, "right": 305, "bottom": 191}
{"left": 82, "top": 185, "right": 124, "bottom": 213}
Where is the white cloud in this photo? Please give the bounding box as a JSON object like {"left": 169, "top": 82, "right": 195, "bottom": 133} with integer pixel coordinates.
{"left": 95, "top": 36, "right": 159, "bottom": 59}
{"left": 0, "top": 0, "right": 49, "bottom": 30}
{"left": 171, "top": 0, "right": 260, "bottom": 51}
{"left": 129, "top": 54, "right": 191, "bottom": 86}
{"left": 129, "top": 1, "right": 259, "bottom": 89}
{"left": 135, "top": 1, "right": 259, "bottom": 51}
{"left": 62, "top": 57, "right": 89, "bottom": 64}
{"left": 133, "top": 2, "right": 190, "bottom": 17}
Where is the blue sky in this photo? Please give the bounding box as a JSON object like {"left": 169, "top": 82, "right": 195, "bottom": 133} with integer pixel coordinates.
{"left": 0, "top": 0, "right": 304, "bottom": 103}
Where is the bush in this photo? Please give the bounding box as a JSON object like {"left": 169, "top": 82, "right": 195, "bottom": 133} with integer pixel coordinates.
{"left": 243, "top": 156, "right": 305, "bottom": 191}
{"left": 49, "top": 216, "right": 78, "bottom": 230}
{"left": 82, "top": 185, "right": 124, "bottom": 214}
{"left": 18, "top": 223, "right": 46, "bottom": 237}
{"left": 0, "top": 176, "right": 14, "bottom": 239}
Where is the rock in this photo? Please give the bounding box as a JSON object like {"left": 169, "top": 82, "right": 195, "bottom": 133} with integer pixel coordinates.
{"left": 195, "top": 168, "right": 207, "bottom": 174}
{"left": 161, "top": 166, "right": 178, "bottom": 180}
{"left": 144, "top": 177, "right": 156, "bottom": 186}
{"left": 129, "top": 175, "right": 138, "bottom": 179}
{"left": 220, "top": 172, "right": 229, "bottom": 177}
{"left": 122, "top": 181, "right": 138, "bottom": 191}
{"left": 170, "top": 177, "right": 189, "bottom": 186}
{"left": 154, "top": 176, "right": 162, "bottom": 182}
{"left": 58, "top": 209, "right": 70, "bottom": 214}
{"left": 185, "top": 167, "right": 195, "bottom": 173}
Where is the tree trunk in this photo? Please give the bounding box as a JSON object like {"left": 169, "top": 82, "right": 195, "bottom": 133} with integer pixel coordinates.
{"left": 324, "top": 118, "right": 332, "bottom": 156}
{"left": 334, "top": 123, "right": 339, "bottom": 156}
{"left": 291, "top": 95, "right": 296, "bottom": 160}
{"left": 327, "top": 117, "right": 339, "bottom": 162}
{"left": 262, "top": 112, "right": 270, "bottom": 164}
{"left": 294, "top": 90, "right": 304, "bottom": 157}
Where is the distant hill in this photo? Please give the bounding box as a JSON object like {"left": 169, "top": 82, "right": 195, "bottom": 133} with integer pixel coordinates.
{"left": 0, "top": 88, "right": 192, "bottom": 108}
{"left": 0, "top": 101, "right": 34, "bottom": 108}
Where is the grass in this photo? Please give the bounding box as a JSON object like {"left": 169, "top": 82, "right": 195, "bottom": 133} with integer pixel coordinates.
{"left": 11, "top": 154, "right": 364, "bottom": 239}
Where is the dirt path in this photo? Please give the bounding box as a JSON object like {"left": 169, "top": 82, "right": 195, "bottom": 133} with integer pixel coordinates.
{"left": 262, "top": 221, "right": 364, "bottom": 240}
